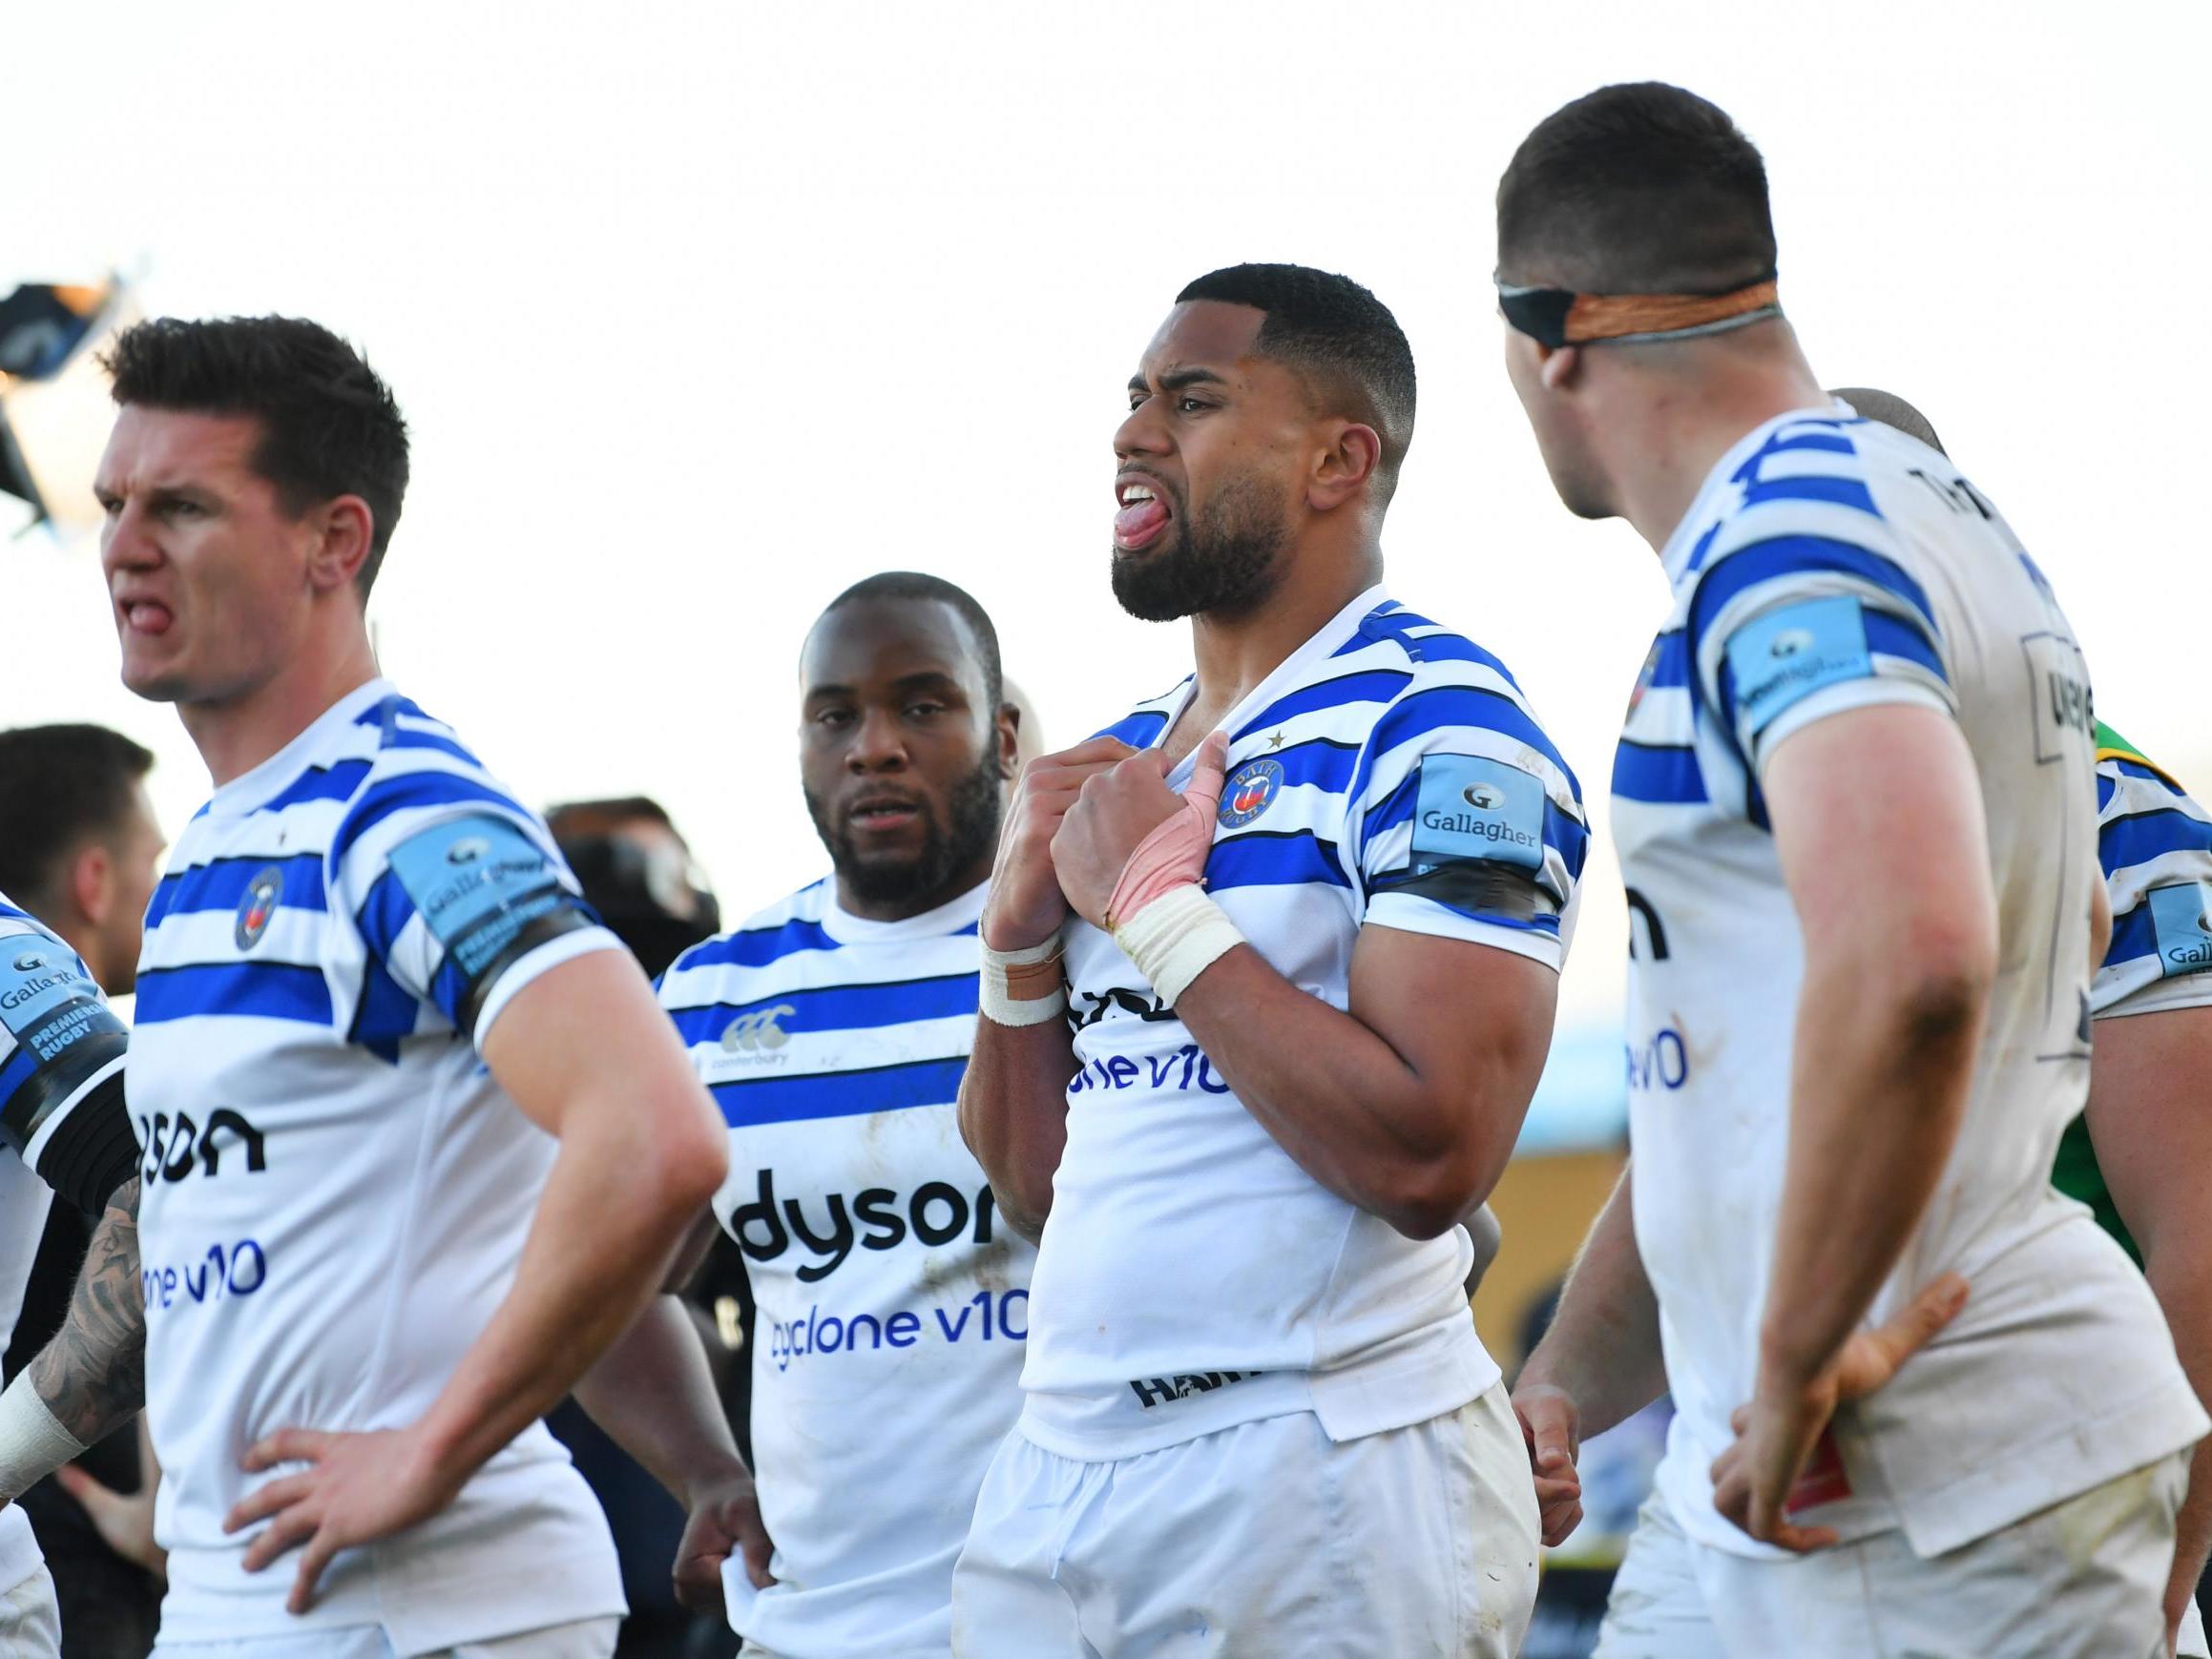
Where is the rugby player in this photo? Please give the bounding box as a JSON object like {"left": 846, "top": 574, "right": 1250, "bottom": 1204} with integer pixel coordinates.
{"left": 1836, "top": 386, "right": 2212, "bottom": 1657}
{"left": 0, "top": 733, "right": 156, "bottom": 1654}
{"left": 581, "top": 570, "right": 1028, "bottom": 1657}
{"left": 13, "top": 315, "right": 732, "bottom": 1658}
{"left": 1495, "top": 85, "right": 2204, "bottom": 1654}
{"left": 955, "top": 263, "right": 1586, "bottom": 1654}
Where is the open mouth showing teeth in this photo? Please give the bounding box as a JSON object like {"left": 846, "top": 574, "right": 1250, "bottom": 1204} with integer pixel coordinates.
{"left": 1115, "top": 479, "right": 1172, "bottom": 550}
{"left": 849, "top": 800, "right": 918, "bottom": 822}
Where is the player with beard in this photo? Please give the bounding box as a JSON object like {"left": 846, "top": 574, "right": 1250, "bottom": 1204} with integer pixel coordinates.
{"left": 586, "top": 572, "right": 1031, "bottom": 1659}
{"left": 953, "top": 264, "right": 1586, "bottom": 1655}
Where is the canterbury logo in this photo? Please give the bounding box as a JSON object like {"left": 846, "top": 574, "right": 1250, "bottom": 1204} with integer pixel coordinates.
{"left": 722, "top": 1006, "right": 796, "bottom": 1053}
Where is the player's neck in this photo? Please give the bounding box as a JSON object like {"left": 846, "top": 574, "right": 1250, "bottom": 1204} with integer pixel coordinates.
{"left": 1610, "top": 338, "right": 1829, "bottom": 555}
{"left": 181, "top": 627, "right": 382, "bottom": 789}
{"left": 1179, "top": 538, "right": 1382, "bottom": 747}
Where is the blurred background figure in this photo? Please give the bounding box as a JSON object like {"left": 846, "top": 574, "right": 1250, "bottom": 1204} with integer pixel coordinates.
{"left": 544, "top": 797, "right": 738, "bottom": 1659}
{"left": 0, "top": 722, "right": 166, "bottom": 1659}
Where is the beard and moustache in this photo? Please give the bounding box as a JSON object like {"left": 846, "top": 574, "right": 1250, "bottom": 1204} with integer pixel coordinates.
{"left": 1111, "top": 469, "right": 1291, "bottom": 623}
{"left": 803, "top": 745, "right": 1006, "bottom": 908}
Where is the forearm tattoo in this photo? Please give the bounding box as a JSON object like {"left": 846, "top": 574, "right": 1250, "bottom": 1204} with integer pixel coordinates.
{"left": 29, "top": 1176, "right": 146, "bottom": 1445}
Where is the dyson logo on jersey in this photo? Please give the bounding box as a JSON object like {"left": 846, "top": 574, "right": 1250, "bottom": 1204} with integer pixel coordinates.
{"left": 1625, "top": 1026, "right": 1691, "bottom": 1092}
{"left": 138, "top": 1109, "right": 269, "bottom": 1184}
{"left": 730, "top": 1169, "right": 999, "bottom": 1283}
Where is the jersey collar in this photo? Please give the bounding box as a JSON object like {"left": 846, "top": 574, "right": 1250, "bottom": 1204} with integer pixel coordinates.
{"left": 204, "top": 675, "right": 396, "bottom": 819}
{"left": 818, "top": 878, "right": 988, "bottom": 946}
{"left": 1658, "top": 402, "right": 1854, "bottom": 590}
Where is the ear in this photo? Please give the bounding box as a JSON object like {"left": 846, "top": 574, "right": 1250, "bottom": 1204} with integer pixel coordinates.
{"left": 71, "top": 843, "right": 116, "bottom": 929}
{"left": 305, "top": 494, "right": 377, "bottom": 595}
{"left": 1309, "top": 422, "right": 1383, "bottom": 512}
{"left": 1538, "top": 342, "right": 1582, "bottom": 393}
{"left": 993, "top": 701, "right": 1022, "bottom": 781}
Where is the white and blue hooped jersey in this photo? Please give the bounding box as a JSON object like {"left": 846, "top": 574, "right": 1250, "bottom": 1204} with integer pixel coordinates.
{"left": 1615, "top": 405, "right": 2204, "bottom": 1561}
{"left": 1022, "top": 585, "right": 1588, "bottom": 1461}
{"left": 129, "top": 678, "right": 625, "bottom": 1651}
{"left": 658, "top": 880, "right": 1029, "bottom": 1659}
{"left": 0, "top": 891, "right": 138, "bottom": 1595}
{"left": 2092, "top": 734, "right": 2212, "bottom": 1020}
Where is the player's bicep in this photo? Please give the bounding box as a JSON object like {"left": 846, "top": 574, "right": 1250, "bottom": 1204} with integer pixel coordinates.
{"left": 481, "top": 946, "right": 706, "bottom": 1142}
{"left": 1347, "top": 923, "right": 1556, "bottom": 1105}
{"left": 2084, "top": 1005, "right": 2212, "bottom": 1261}
{"left": 1763, "top": 703, "right": 1996, "bottom": 979}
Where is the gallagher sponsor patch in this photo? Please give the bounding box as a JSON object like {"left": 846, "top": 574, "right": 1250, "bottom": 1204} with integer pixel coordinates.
{"left": 1724, "top": 594, "right": 1873, "bottom": 738}
{"left": 2148, "top": 881, "right": 2212, "bottom": 979}
{"left": 1409, "top": 755, "right": 1545, "bottom": 873}
{"left": 387, "top": 814, "right": 566, "bottom": 981}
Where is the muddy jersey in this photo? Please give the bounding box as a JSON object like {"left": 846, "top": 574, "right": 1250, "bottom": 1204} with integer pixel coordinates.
{"left": 130, "top": 678, "right": 625, "bottom": 1652}
{"left": 659, "top": 879, "right": 1028, "bottom": 1659}
{"left": 1616, "top": 405, "right": 2204, "bottom": 1560}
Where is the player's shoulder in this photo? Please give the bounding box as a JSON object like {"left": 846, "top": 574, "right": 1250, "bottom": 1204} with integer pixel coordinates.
{"left": 661, "top": 878, "right": 835, "bottom": 994}
{"left": 1344, "top": 598, "right": 1528, "bottom": 696}
{"left": 332, "top": 690, "right": 546, "bottom": 863}
{"left": 2096, "top": 721, "right": 2197, "bottom": 808}
{"left": 1692, "top": 411, "right": 1909, "bottom": 570}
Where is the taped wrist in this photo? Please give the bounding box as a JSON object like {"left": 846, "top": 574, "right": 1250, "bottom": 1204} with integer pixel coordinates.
{"left": 980, "top": 938, "right": 1067, "bottom": 1027}
{"left": 0, "top": 1370, "right": 86, "bottom": 1504}
{"left": 1111, "top": 883, "right": 1243, "bottom": 1006}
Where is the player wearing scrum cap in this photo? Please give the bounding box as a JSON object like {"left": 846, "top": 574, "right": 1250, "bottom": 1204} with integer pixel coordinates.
{"left": 1496, "top": 86, "right": 2203, "bottom": 1656}
{"left": 955, "top": 263, "right": 1587, "bottom": 1655}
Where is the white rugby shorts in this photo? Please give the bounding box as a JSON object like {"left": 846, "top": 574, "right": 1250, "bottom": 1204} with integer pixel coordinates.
{"left": 950, "top": 1381, "right": 1537, "bottom": 1657}
{"left": 1595, "top": 1451, "right": 2192, "bottom": 1659}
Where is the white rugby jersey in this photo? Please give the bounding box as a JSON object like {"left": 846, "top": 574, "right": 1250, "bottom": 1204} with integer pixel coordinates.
{"left": 0, "top": 891, "right": 138, "bottom": 1594}
{"left": 1022, "top": 586, "right": 1588, "bottom": 1461}
{"left": 130, "top": 678, "right": 625, "bottom": 1652}
{"left": 1616, "top": 405, "right": 2205, "bottom": 1560}
{"left": 2092, "top": 730, "right": 2212, "bottom": 1020}
{"left": 658, "top": 879, "right": 1029, "bottom": 1659}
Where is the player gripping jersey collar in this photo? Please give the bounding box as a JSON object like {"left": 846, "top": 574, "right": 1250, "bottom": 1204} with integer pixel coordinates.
{"left": 953, "top": 262, "right": 1585, "bottom": 1657}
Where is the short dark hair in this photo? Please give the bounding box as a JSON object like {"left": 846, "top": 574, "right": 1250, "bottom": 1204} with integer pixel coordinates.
{"left": 0, "top": 725, "right": 156, "bottom": 906}
{"left": 1175, "top": 263, "right": 1417, "bottom": 498}
{"left": 1498, "top": 84, "right": 1776, "bottom": 298}
{"left": 104, "top": 315, "right": 411, "bottom": 595}
{"left": 820, "top": 571, "right": 1004, "bottom": 710}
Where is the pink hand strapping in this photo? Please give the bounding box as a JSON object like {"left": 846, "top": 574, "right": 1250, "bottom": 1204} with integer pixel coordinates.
{"left": 1104, "top": 730, "right": 1230, "bottom": 931}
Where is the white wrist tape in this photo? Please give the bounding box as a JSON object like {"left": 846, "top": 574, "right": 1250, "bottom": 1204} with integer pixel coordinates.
{"left": 1112, "top": 883, "right": 1244, "bottom": 1006}
{"left": 980, "top": 938, "right": 1067, "bottom": 1027}
{"left": 0, "top": 1370, "right": 86, "bottom": 1503}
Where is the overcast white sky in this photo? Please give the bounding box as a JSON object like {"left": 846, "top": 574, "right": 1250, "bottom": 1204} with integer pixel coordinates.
{"left": 8, "top": 0, "right": 2207, "bottom": 1027}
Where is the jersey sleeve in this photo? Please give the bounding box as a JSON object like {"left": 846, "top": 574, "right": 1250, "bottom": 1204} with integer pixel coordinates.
{"left": 0, "top": 914, "right": 140, "bottom": 1215}
{"left": 1687, "top": 483, "right": 1955, "bottom": 775}
{"left": 329, "top": 768, "right": 621, "bottom": 1048}
{"left": 2091, "top": 748, "right": 2212, "bottom": 1020}
{"left": 1347, "top": 666, "right": 1587, "bottom": 971}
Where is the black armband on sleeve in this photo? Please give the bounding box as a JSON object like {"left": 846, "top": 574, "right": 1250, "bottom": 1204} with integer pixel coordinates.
{"left": 18, "top": 1047, "right": 140, "bottom": 1218}
{"left": 1368, "top": 861, "right": 1560, "bottom": 923}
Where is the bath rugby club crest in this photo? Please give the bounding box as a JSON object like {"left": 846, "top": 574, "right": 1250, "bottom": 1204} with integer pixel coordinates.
{"left": 1217, "top": 757, "right": 1283, "bottom": 829}
{"left": 235, "top": 865, "right": 283, "bottom": 950}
